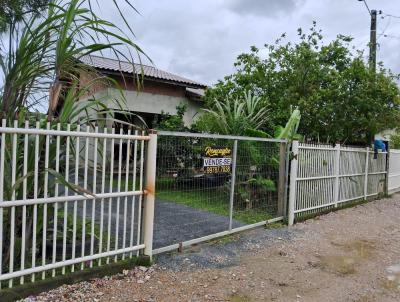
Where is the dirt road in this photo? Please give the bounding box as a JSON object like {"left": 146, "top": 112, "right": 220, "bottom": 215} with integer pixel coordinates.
{"left": 28, "top": 196, "right": 400, "bottom": 302}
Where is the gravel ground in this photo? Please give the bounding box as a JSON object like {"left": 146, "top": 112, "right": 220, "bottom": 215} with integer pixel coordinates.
{"left": 23, "top": 195, "right": 400, "bottom": 302}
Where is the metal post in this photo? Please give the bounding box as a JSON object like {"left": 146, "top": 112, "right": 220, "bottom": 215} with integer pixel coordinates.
{"left": 364, "top": 147, "right": 369, "bottom": 200}
{"left": 143, "top": 130, "right": 157, "bottom": 259}
{"left": 288, "top": 140, "right": 299, "bottom": 226}
{"left": 277, "top": 142, "right": 287, "bottom": 217}
{"left": 333, "top": 143, "right": 341, "bottom": 208}
{"left": 228, "top": 140, "right": 238, "bottom": 231}
{"left": 283, "top": 142, "right": 290, "bottom": 217}
{"left": 369, "top": 10, "right": 377, "bottom": 72}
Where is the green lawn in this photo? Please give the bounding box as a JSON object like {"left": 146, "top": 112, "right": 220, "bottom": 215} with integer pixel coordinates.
{"left": 156, "top": 187, "right": 273, "bottom": 224}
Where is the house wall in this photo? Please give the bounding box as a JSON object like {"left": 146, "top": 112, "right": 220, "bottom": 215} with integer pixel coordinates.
{"left": 79, "top": 71, "right": 203, "bottom": 127}
{"left": 105, "top": 88, "right": 202, "bottom": 126}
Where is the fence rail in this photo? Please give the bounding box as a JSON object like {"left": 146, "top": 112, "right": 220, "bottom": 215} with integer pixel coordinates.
{"left": 288, "top": 141, "right": 388, "bottom": 224}
{"left": 0, "top": 120, "right": 155, "bottom": 288}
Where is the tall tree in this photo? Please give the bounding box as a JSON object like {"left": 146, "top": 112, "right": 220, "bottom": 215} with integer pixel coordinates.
{"left": 205, "top": 22, "right": 400, "bottom": 144}
{"left": 0, "top": 0, "right": 48, "bottom": 32}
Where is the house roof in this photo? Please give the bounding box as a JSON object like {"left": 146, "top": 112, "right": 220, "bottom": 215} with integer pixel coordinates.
{"left": 79, "top": 55, "right": 207, "bottom": 89}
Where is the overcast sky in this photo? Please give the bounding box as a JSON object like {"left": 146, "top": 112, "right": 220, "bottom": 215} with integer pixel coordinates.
{"left": 103, "top": 0, "right": 400, "bottom": 85}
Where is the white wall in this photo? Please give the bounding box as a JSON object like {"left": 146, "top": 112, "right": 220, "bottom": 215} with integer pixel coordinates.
{"left": 105, "top": 88, "right": 202, "bottom": 126}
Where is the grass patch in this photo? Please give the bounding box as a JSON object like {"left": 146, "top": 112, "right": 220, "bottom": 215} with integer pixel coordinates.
{"left": 265, "top": 221, "right": 284, "bottom": 229}
{"left": 156, "top": 188, "right": 273, "bottom": 224}
{"left": 208, "top": 233, "right": 241, "bottom": 245}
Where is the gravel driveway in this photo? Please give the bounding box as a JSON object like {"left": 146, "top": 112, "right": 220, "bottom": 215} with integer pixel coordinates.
{"left": 25, "top": 195, "right": 400, "bottom": 302}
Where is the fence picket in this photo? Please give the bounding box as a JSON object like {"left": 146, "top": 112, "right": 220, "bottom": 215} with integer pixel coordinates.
{"left": 114, "top": 128, "right": 123, "bottom": 262}
{"left": 41, "top": 122, "right": 50, "bottom": 280}
{"left": 106, "top": 127, "right": 115, "bottom": 264}
{"left": 90, "top": 126, "right": 98, "bottom": 268}
{"left": 122, "top": 129, "right": 131, "bottom": 260}
{"left": 9, "top": 120, "right": 18, "bottom": 287}
{"left": 53, "top": 123, "right": 61, "bottom": 276}
{"left": 98, "top": 128, "right": 107, "bottom": 266}
{"left": 31, "top": 121, "right": 40, "bottom": 282}
{"left": 20, "top": 121, "right": 29, "bottom": 284}
{"left": 71, "top": 124, "right": 80, "bottom": 273}
{"left": 61, "top": 123, "right": 70, "bottom": 275}
{"left": 81, "top": 126, "right": 90, "bottom": 270}
{"left": 130, "top": 130, "right": 138, "bottom": 258}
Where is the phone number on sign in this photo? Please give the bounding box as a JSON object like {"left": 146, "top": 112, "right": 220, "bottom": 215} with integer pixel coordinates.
{"left": 205, "top": 165, "right": 231, "bottom": 174}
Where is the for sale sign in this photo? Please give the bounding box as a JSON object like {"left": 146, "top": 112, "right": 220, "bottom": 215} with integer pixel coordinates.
{"left": 203, "top": 146, "right": 232, "bottom": 174}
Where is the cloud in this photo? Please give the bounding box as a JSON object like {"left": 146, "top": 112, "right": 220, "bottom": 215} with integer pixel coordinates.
{"left": 224, "top": 0, "right": 298, "bottom": 17}
{"left": 96, "top": 0, "right": 400, "bottom": 86}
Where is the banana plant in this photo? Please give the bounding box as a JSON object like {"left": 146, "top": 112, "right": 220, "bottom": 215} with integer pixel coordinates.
{"left": 275, "top": 107, "right": 302, "bottom": 142}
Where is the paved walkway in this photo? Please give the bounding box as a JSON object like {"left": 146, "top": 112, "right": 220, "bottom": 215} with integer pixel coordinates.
{"left": 76, "top": 198, "right": 243, "bottom": 249}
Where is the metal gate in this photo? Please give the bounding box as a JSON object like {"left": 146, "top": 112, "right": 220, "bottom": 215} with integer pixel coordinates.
{"left": 0, "top": 120, "right": 156, "bottom": 288}
{"left": 153, "top": 131, "right": 287, "bottom": 254}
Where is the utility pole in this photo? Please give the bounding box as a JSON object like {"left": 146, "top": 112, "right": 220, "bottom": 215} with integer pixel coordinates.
{"left": 369, "top": 9, "right": 377, "bottom": 72}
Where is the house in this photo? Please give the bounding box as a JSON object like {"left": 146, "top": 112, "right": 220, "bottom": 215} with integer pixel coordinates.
{"left": 78, "top": 55, "right": 207, "bottom": 129}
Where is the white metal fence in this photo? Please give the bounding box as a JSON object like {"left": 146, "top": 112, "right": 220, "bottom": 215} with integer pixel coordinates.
{"left": 389, "top": 149, "right": 400, "bottom": 194}
{"left": 0, "top": 120, "right": 157, "bottom": 288}
{"left": 288, "top": 141, "right": 388, "bottom": 224}
{"left": 0, "top": 121, "right": 398, "bottom": 290}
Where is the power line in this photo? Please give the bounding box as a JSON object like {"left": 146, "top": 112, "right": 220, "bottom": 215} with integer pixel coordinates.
{"left": 382, "top": 34, "right": 400, "bottom": 40}
{"left": 383, "top": 13, "right": 400, "bottom": 19}
{"left": 377, "top": 15, "right": 391, "bottom": 41}
{"left": 360, "top": 0, "right": 371, "bottom": 15}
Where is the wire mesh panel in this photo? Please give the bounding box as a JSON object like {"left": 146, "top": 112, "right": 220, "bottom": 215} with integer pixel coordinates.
{"left": 0, "top": 120, "right": 148, "bottom": 288}
{"left": 233, "top": 140, "right": 280, "bottom": 224}
{"left": 154, "top": 132, "right": 285, "bottom": 251}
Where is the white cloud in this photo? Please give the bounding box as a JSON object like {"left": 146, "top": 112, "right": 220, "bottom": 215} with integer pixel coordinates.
{"left": 98, "top": 0, "right": 400, "bottom": 85}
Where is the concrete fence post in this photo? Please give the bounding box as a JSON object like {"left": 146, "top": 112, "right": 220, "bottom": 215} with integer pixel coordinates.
{"left": 143, "top": 130, "right": 158, "bottom": 259}
{"left": 288, "top": 140, "right": 299, "bottom": 226}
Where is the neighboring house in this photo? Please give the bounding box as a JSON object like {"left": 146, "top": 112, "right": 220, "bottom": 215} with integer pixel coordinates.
{"left": 78, "top": 55, "right": 207, "bottom": 128}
